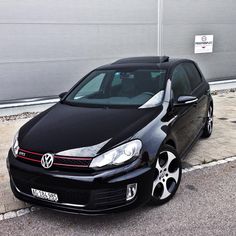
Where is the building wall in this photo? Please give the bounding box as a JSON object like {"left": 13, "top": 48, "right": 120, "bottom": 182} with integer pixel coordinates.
{"left": 163, "top": 0, "right": 236, "bottom": 81}
{"left": 0, "top": 0, "right": 236, "bottom": 101}
{"left": 0, "top": 0, "right": 158, "bottom": 100}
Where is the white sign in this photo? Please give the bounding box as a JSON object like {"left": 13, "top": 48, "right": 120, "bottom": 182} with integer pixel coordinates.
{"left": 194, "top": 35, "right": 214, "bottom": 54}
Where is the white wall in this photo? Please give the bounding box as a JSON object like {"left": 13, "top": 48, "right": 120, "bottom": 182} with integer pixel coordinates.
{"left": 0, "top": 0, "right": 158, "bottom": 100}
{"left": 162, "top": 0, "right": 236, "bottom": 80}
{"left": 1, "top": 0, "right": 236, "bottom": 101}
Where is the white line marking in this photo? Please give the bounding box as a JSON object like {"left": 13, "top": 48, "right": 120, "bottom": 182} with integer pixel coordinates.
{"left": 183, "top": 156, "right": 236, "bottom": 173}
{"left": 0, "top": 156, "right": 235, "bottom": 221}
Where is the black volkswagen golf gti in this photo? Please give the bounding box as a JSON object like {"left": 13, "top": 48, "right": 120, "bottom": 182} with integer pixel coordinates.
{"left": 7, "top": 57, "right": 213, "bottom": 214}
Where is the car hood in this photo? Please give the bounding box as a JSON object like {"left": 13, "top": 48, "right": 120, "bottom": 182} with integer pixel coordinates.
{"left": 19, "top": 103, "right": 162, "bottom": 156}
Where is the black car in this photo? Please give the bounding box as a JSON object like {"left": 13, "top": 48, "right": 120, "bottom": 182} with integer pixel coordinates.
{"left": 7, "top": 56, "right": 213, "bottom": 214}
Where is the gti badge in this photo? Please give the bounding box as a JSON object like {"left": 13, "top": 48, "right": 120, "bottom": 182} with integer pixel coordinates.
{"left": 41, "top": 153, "right": 54, "bottom": 169}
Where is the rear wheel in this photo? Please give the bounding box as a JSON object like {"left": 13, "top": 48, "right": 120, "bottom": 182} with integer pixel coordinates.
{"left": 202, "top": 105, "right": 213, "bottom": 138}
{"left": 150, "top": 145, "right": 182, "bottom": 205}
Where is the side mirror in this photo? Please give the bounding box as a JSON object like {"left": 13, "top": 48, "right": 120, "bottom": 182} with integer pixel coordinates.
{"left": 174, "top": 96, "right": 198, "bottom": 106}
{"left": 59, "top": 92, "right": 67, "bottom": 100}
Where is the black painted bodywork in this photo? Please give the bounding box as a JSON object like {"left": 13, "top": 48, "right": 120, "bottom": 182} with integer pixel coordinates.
{"left": 7, "top": 57, "right": 213, "bottom": 214}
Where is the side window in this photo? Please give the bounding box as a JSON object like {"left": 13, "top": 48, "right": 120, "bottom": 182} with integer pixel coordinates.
{"left": 74, "top": 73, "right": 105, "bottom": 98}
{"left": 171, "top": 64, "right": 192, "bottom": 101}
{"left": 183, "top": 62, "right": 202, "bottom": 90}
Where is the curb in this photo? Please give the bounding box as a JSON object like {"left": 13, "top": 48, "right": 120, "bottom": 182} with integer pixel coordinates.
{"left": 0, "top": 206, "right": 40, "bottom": 221}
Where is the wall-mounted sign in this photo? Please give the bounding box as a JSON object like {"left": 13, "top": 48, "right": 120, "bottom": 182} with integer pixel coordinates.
{"left": 194, "top": 35, "right": 214, "bottom": 54}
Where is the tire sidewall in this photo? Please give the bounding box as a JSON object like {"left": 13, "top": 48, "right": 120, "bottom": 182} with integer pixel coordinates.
{"left": 150, "top": 145, "right": 182, "bottom": 206}
{"left": 202, "top": 104, "right": 213, "bottom": 138}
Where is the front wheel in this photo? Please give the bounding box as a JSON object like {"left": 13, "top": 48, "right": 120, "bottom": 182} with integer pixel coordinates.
{"left": 150, "top": 145, "right": 182, "bottom": 206}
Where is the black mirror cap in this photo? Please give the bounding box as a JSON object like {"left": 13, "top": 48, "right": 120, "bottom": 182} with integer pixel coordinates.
{"left": 59, "top": 92, "right": 67, "bottom": 100}
{"left": 174, "top": 96, "right": 198, "bottom": 106}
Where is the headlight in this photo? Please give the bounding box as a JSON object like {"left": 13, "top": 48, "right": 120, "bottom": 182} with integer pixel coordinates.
{"left": 89, "top": 140, "right": 142, "bottom": 168}
{"left": 12, "top": 131, "right": 19, "bottom": 158}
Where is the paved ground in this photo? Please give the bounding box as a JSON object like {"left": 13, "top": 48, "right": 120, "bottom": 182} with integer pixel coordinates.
{"left": 0, "top": 161, "right": 235, "bottom": 236}
{"left": 184, "top": 91, "right": 236, "bottom": 166}
{"left": 0, "top": 92, "right": 235, "bottom": 215}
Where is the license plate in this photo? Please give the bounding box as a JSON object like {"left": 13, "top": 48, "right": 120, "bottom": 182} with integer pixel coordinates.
{"left": 31, "top": 188, "right": 58, "bottom": 202}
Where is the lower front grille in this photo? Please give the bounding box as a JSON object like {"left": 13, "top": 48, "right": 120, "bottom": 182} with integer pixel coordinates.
{"left": 12, "top": 167, "right": 128, "bottom": 210}
{"left": 13, "top": 177, "right": 90, "bottom": 205}
{"left": 93, "top": 187, "right": 127, "bottom": 209}
{"left": 14, "top": 175, "right": 128, "bottom": 209}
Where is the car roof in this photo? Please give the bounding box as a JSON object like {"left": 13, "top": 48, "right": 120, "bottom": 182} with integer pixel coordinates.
{"left": 95, "top": 57, "right": 194, "bottom": 71}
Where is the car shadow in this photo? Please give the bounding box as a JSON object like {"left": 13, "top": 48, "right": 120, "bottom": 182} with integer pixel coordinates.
{"left": 34, "top": 203, "right": 158, "bottom": 227}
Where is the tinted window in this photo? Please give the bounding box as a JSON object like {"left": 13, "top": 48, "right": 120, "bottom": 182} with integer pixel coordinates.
{"left": 172, "top": 64, "right": 191, "bottom": 101}
{"left": 74, "top": 73, "right": 105, "bottom": 97}
{"left": 65, "top": 69, "right": 167, "bottom": 108}
{"left": 183, "top": 62, "right": 202, "bottom": 90}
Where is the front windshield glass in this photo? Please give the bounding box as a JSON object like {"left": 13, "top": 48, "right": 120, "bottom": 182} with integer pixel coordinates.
{"left": 64, "top": 69, "right": 167, "bottom": 108}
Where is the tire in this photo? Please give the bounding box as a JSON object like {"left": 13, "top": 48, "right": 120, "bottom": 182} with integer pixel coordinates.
{"left": 202, "top": 104, "right": 213, "bottom": 138}
{"left": 150, "top": 145, "right": 182, "bottom": 206}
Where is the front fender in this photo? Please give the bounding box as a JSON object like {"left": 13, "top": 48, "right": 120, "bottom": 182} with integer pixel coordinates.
{"left": 132, "top": 103, "right": 171, "bottom": 165}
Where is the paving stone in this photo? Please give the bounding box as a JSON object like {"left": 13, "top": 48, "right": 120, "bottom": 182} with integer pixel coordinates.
{"left": 1, "top": 192, "right": 15, "bottom": 203}
{"left": 0, "top": 205, "right": 6, "bottom": 214}
{"left": 4, "top": 201, "right": 26, "bottom": 212}
{"left": 185, "top": 158, "right": 202, "bottom": 166}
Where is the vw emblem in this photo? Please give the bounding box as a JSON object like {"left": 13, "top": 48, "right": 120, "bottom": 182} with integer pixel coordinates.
{"left": 41, "top": 153, "right": 54, "bottom": 169}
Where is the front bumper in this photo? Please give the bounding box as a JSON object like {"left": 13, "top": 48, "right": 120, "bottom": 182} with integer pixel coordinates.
{"left": 7, "top": 150, "right": 154, "bottom": 214}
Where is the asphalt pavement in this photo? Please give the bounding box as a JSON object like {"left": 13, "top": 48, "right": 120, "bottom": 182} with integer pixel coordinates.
{"left": 0, "top": 160, "right": 235, "bottom": 236}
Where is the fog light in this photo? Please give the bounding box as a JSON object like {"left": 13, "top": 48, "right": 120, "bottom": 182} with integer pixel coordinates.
{"left": 126, "top": 183, "right": 137, "bottom": 201}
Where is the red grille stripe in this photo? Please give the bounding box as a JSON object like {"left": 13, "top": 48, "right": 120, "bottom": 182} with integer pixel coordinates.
{"left": 54, "top": 156, "right": 92, "bottom": 160}
{"left": 17, "top": 155, "right": 41, "bottom": 163}
{"left": 19, "top": 148, "right": 42, "bottom": 156}
{"left": 53, "top": 162, "right": 89, "bottom": 168}
{"left": 19, "top": 148, "right": 92, "bottom": 160}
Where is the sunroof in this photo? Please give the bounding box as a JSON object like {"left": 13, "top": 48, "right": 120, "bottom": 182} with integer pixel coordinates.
{"left": 113, "top": 56, "right": 169, "bottom": 65}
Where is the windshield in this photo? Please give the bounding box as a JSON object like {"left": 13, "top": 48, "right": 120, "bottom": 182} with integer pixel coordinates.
{"left": 64, "top": 69, "right": 167, "bottom": 108}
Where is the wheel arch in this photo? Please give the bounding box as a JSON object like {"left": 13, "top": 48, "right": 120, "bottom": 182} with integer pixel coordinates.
{"left": 152, "top": 138, "right": 177, "bottom": 164}
{"left": 164, "top": 139, "right": 176, "bottom": 150}
{"left": 209, "top": 100, "right": 213, "bottom": 109}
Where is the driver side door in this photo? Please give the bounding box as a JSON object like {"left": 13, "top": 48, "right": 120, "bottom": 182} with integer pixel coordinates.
{"left": 170, "top": 64, "right": 198, "bottom": 156}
